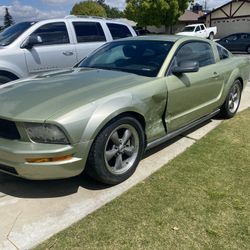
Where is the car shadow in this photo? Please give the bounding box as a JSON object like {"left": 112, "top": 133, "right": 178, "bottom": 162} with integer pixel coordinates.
{"left": 0, "top": 172, "right": 111, "bottom": 199}
{"left": 0, "top": 118, "right": 216, "bottom": 199}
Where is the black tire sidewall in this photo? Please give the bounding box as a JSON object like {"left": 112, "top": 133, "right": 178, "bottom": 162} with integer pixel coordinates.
{"left": 221, "top": 80, "right": 242, "bottom": 119}
{"left": 86, "top": 116, "right": 145, "bottom": 185}
{"left": 0, "top": 75, "right": 12, "bottom": 85}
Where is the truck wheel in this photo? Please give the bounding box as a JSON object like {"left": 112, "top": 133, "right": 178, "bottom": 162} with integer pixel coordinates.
{"left": 247, "top": 46, "right": 250, "bottom": 54}
{"left": 85, "top": 116, "right": 145, "bottom": 185}
{"left": 208, "top": 32, "right": 214, "bottom": 40}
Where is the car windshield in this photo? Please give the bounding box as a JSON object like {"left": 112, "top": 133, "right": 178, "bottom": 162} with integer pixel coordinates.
{"left": 0, "top": 22, "right": 36, "bottom": 46}
{"left": 79, "top": 40, "right": 174, "bottom": 77}
{"left": 182, "top": 26, "right": 195, "bottom": 32}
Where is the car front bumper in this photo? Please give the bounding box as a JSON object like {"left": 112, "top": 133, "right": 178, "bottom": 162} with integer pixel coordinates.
{"left": 0, "top": 138, "right": 91, "bottom": 180}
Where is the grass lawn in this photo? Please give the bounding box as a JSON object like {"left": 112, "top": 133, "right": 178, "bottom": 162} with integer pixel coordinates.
{"left": 37, "top": 110, "right": 250, "bottom": 250}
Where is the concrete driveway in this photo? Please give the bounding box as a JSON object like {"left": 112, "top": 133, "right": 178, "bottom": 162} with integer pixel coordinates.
{"left": 1, "top": 57, "right": 250, "bottom": 249}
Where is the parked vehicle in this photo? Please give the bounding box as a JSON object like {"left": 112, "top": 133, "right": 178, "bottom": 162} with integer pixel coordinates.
{"left": 133, "top": 26, "right": 151, "bottom": 36}
{"left": 0, "top": 16, "right": 136, "bottom": 84}
{"left": 0, "top": 36, "right": 249, "bottom": 184}
{"left": 217, "top": 33, "right": 250, "bottom": 54}
{"left": 176, "top": 24, "right": 217, "bottom": 40}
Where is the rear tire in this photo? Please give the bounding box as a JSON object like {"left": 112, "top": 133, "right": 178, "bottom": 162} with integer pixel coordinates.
{"left": 208, "top": 32, "right": 214, "bottom": 40}
{"left": 85, "top": 116, "right": 145, "bottom": 185}
{"left": 247, "top": 46, "right": 250, "bottom": 54}
{"left": 219, "top": 80, "right": 242, "bottom": 119}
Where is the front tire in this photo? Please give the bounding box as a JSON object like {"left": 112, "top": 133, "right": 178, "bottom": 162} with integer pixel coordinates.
{"left": 85, "top": 116, "right": 145, "bottom": 185}
{"left": 220, "top": 80, "right": 242, "bottom": 119}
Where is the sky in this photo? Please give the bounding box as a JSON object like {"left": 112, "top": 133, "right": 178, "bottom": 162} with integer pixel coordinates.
{"left": 0, "top": 0, "right": 230, "bottom": 25}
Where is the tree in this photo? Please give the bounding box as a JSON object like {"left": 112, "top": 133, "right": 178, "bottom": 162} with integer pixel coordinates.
{"left": 71, "top": 1, "right": 107, "bottom": 17}
{"left": 4, "top": 8, "right": 14, "bottom": 28}
{"left": 97, "top": 0, "right": 124, "bottom": 18}
{"left": 125, "top": 0, "right": 192, "bottom": 29}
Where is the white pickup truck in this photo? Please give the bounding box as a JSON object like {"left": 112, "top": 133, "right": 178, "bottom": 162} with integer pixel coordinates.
{"left": 176, "top": 24, "right": 217, "bottom": 40}
{"left": 0, "top": 16, "right": 136, "bottom": 84}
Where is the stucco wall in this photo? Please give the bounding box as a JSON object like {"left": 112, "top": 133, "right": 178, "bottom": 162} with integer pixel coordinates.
{"left": 212, "top": 18, "right": 250, "bottom": 38}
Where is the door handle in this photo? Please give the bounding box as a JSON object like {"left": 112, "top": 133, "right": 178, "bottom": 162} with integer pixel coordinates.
{"left": 212, "top": 72, "right": 220, "bottom": 78}
{"left": 63, "top": 51, "right": 74, "bottom": 56}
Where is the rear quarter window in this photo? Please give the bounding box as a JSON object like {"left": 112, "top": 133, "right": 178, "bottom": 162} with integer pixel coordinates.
{"left": 107, "top": 23, "right": 132, "bottom": 40}
{"left": 217, "top": 45, "right": 230, "bottom": 60}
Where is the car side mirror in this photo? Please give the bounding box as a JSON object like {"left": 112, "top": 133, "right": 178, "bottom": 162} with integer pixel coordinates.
{"left": 172, "top": 60, "right": 199, "bottom": 74}
{"left": 21, "top": 34, "right": 42, "bottom": 49}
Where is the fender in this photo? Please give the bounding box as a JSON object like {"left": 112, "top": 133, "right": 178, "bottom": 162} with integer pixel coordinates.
{"left": 80, "top": 93, "right": 138, "bottom": 143}
{"left": 0, "top": 61, "right": 26, "bottom": 79}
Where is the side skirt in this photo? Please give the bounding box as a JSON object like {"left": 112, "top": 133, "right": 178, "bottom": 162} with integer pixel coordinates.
{"left": 146, "top": 109, "right": 220, "bottom": 151}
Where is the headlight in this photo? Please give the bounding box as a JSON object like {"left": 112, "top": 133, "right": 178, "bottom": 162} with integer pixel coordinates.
{"left": 25, "top": 123, "right": 69, "bottom": 144}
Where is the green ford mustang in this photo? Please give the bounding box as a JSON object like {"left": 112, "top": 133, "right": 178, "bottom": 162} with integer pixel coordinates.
{"left": 0, "top": 36, "right": 249, "bottom": 184}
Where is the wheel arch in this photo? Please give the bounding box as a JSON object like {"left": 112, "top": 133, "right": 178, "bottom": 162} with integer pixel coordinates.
{"left": 78, "top": 93, "right": 147, "bottom": 144}
{"left": 0, "top": 70, "right": 19, "bottom": 81}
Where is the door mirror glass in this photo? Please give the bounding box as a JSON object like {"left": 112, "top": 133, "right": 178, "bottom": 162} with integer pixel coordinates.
{"left": 172, "top": 60, "right": 199, "bottom": 74}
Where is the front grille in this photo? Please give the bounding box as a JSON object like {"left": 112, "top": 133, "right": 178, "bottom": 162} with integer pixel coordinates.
{"left": 0, "top": 164, "right": 18, "bottom": 175}
{"left": 0, "top": 119, "right": 21, "bottom": 140}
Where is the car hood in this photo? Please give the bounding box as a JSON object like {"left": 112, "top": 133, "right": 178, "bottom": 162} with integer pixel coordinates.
{"left": 0, "top": 68, "right": 151, "bottom": 121}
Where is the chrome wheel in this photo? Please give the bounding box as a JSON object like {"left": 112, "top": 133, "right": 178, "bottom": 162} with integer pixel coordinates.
{"left": 228, "top": 84, "right": 241, "bottom": 113}
{"left": 104, "top": 124, "right": 139, "bottom": 175}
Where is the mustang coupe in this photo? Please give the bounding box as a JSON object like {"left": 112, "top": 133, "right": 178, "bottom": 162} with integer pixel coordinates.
{"left": 0, "top": 36, "right": 249, "bottom": 184}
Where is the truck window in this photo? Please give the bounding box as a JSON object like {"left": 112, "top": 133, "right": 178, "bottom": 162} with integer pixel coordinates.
{"left": 200, "top": 25, "right": 205, "bottom": 30}
{"left": 73, "top": 22, "right": 106, "bottom": 43}
{"left": 195, "top": 26, "right": 201, "bottom": 32}
{"left": 32, "top": 22, "right": 69, "bottom": 46}
{"left": 0, "top": 22, "right": 36, "bottom": 46}
{"left": 107, "top": 23, "right": 132, "bottom": 40}
{"left": 175, "top": 42, "right": 215, "bottom": 68}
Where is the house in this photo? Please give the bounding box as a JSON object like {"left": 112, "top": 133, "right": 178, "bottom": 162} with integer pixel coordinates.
{"left": 147, "top": 9, "right": 201, "bottom": 34}
{"left": 199, "top": 0, "right": 250, "bottom": 38}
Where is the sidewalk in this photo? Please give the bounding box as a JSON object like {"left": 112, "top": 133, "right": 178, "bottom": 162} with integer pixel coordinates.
{"left": 0, "top": 81, "right": 250, "bottom": 250}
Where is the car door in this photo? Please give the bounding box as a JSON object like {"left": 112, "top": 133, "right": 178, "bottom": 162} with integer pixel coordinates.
{"left": 223, "top": 34, "right": 240, "bottom": 51}
{"left": 237, "top": 33, "right": 250, "bottom": 52}
{"left": 195, "top": 25, "right": 202, "bottom": 37}
{"left": 24, "top": 22, "right": 77, "bottom": 74}
{"left": 165, "top": 41, "right": 224, "bottom": 132}
{"left": 200, "top": 25, "right": 207, "bottom": 38}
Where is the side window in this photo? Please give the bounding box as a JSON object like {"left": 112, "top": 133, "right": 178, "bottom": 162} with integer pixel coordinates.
{"left": 217, "top": 45, "right": 230, "bottom": 60}
{"left": 227, "top": 35, "right": 238, "bottom": 41}
{"left": 32, "top": 22, "right": 69, "bottom": 46}
{"left": 195, "top": 26, "right": 201, "bottom": 32}
{"left": 200, "top": 25, "right": 205, "bottom": 30}
{"left": 73, "top": 22, "right": 106, "bottom": 43}
{"left": 173, "top": 42, "right": 215, "bottom": 69}
{"left": 240, "top": 33, "right": 249, "bottom": 40}
{"left": 107, "top": 23, "right": 132, "bottom": 40}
